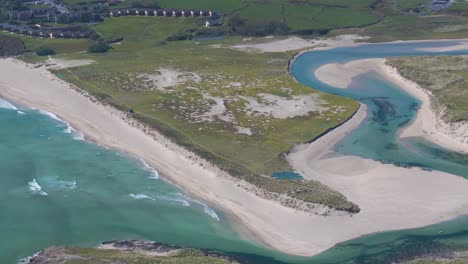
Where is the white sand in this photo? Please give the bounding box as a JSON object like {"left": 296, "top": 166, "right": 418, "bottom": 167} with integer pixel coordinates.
{"left": 3, "top": 49, "right": 468, "bottom": 258}
{"left": 137, "top": 68, "right": 201, "bottom": 90}
{"left": 241, "top": 93, "right": 328, "bottom": 119}
{"left": 229, "top": 35, "right": 366, "bottom": 53}
{"left": 418, "top": 39, "right": 468, "bottom": 52}
{"left": 314, "top": 59, "right": 382, "bottom": 88}
{"left": 314, "top": 58, "right": 468, "bottom": 153}
{"left": 45, "top": 57, "right": 96, "bottom": 69}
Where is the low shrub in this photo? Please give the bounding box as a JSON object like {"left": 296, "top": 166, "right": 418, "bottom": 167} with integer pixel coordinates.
{"left": 34, "top": 46, "right": 56, "bottom": 56}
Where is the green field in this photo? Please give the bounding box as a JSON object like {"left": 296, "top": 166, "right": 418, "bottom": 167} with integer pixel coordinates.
{"left": 102, "top": 0, "right": 382, "bottom": 33}
{"left": 387, "top": 56, "right": 468, "bottom": 123}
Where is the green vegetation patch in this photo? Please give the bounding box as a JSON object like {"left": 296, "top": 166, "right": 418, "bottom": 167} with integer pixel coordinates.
{"left": 235, "top": 0, "right": 380, "bottom": 33}
{"left": 410, "top": 259, "right": 468, "bottom": 264}
{"left": 30, "top": 246, "right": 236, "bottom": 264}
{"left": 387, "top": 56, "right": 468, "bottom": 123}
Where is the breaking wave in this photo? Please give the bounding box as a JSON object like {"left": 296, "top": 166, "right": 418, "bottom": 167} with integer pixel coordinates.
{"left": 17, "top": 251, "right": 41, "bottom": 264}
{"left": 185, "top": 196, "right": 220, "bottom": 221}
{"left": 0, "top": 98, "right": 17, "bottom": 110}
{"left": 38, "top": 109, "right": 84, "bottom": 141}
{"left": 129, "top": 193, "right": 156, "bottom": 201}
{"left": 156, "top": 193, "right": 190, "bottom": 207}
{"left": 28, "top": 179, "right": 48, "bottom": 196}
{"left": 140, "top": 159, "right": 160, "bottom": 180}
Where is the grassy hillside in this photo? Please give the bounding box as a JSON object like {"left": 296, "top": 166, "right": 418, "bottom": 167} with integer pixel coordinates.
{"left": 387, "top": 56, "right": 468, "bottom": 123}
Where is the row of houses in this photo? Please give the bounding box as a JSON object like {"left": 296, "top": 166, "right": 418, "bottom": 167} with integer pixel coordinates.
{"left": 9, "top": 3, "right": 108, "bottom": 23}
{"left": 108, "top": 8, "right": 216, "bottom": 18}
{"left": 0, "top": 23, "right": 93, "bottom": 39}
{"left": 108, "top": 8, "right": 223, "bottom": 27}
{"left": 9, "top": 7, "right": 57, "bottom": 21}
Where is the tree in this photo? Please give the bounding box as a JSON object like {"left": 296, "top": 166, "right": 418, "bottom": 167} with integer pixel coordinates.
{"left": 34, "top": 46, "right": 56, "bottom": 56}
{"left": 88, "top": 41, "right": 111, "bottom": 53}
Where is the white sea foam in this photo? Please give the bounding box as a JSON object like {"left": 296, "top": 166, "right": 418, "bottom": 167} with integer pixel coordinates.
{"left": 17, "top": 251, "right": 41, "bottom": 264}
{"left": 140, "top": 159, "right": 160, "bottom": 180}
{"left": 38, "top": 109, "right": 85, "bottom": 141}
{"left": 17, "top": 111, "right": 26, "bottom": 115}
{"left": 28, "top": 179, "right": 48, "bottom": 196}
{"left": 129, "top": 193, "right": 156, "bottom": 201}
{"left": 38, "top": 109, "right": 61, "bottom": 121}
{"left": 156, "top": 194, "right": 190, "bottom": 207}
{"left": 184, "top": 195, "right": 220, "bottom": 221}
{"left": 0, "top": 98, "right": 18, "bottom": 110}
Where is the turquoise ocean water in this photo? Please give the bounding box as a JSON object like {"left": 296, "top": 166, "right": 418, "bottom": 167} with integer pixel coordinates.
{"left": 2, "top": 40, "right": 468, "bottom": 264}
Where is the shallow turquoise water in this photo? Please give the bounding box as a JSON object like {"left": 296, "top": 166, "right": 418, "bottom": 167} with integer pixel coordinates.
{"left": 289, "top": 40, "right": 468, "bottom": 263}
{"left": 0, "top": 105, "right": 297, "bottom": 264}
{"left": 3, "top": 40, "right": 468, "bottom": 264}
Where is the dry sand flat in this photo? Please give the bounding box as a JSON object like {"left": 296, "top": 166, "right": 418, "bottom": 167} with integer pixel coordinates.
{"left": 3, "top": 44, "right": 468, "bottom": 258}
{"left": 228, "top": 35, "right": 366, "bottom": 53}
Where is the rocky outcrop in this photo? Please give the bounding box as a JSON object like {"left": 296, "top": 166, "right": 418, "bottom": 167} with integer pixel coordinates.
{"left": 27, "top": 240, "right": 240, "bottom": 264}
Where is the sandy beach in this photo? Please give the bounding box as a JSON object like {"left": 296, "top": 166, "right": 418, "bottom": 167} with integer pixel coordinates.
{"left": 3, "top": 49, "right": 468, "bottom": 258}
{"left": 314, "top": 58, "right": 468, "bottom": 153}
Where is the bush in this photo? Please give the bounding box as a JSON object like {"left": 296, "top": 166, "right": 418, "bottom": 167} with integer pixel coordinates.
{"left": 34, "top": 46, "right": 56, "bottom": 56}
{"left": 88, "top": 41, "right": 111, "bottom": 53}
{"left": 229, "top": 15, "right": 289, "bottom": 36}
{"left": 165, "top": 33, "right": 192, "bottom": 41}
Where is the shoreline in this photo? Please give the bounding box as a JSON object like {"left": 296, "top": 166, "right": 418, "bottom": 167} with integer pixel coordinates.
{"left": 0, "top": 57, "right": 359, "bottom": 256}
{"left": 3, "top": 37, "right": 468, "bottom": 258}
{"left": 314, "top": 58, "right": 468, "bottom": 153}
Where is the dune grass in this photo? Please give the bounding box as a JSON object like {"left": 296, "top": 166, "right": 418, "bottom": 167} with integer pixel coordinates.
{"left": 31, "top": 247, "right": 235, "bottom": 264}
{"left": 387, "top": 56, "right": 468, "bottom": 123}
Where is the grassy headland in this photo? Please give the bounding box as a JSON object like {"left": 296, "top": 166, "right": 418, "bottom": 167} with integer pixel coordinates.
{"left": 30, "top": 246, "right": 238, "bottom": 264}
{"left": 387, "top": 56, "right": 468, "bottom": 123}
